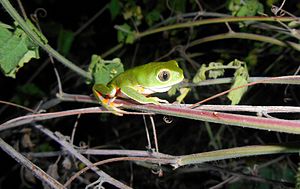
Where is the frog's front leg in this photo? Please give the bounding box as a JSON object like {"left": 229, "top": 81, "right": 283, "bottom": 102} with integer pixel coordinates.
{"left": 93, "top": 84, "right": 127, "bottom": 116}
{"left": 121, "top": 86, "right": 169, "bottom": 104}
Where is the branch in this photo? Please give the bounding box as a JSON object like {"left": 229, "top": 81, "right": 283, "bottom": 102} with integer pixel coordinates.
{"left": 135, "top": 16, "right": 295, "bottom": 39}
{"left": 0, "top": 137, "right": 66, "bottom": 189}
{"left": 0, "top": 0, "right": 91, "bottom": 79}
{"left": 189, "top": 32, "right": 300, "bottom": 52}
{"left": 33, "top": 124, "right": 131, "bottom": 189}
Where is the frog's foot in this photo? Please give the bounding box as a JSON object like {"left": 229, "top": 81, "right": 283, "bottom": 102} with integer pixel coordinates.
{"left": 107, "top": 97, "right": 123, "bottom": 107}
{"left": 101, "top": 98, "right": 127, "bottom": 116}
{"left": 107, "top": 104, "right": 128, "bottom": 116}
{"left": 94, "top": 92, "right": 126, "bottom": 116}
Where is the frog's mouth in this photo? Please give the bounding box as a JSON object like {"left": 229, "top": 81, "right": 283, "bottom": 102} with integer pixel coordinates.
{"left": 145, "top": 85, "right": 172, "bottom": 93}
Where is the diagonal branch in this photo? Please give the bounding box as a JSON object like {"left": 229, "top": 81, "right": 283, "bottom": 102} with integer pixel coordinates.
{"left": 0, "top": 137, "right": 66, "bottom": 189}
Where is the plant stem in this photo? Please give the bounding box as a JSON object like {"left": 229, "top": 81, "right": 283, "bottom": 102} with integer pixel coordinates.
{"left": 0, "top": 0, "right": 92, "bottom": 79}
{"left": 0, "top": 137, "right": 66, "bottom": 189}
{"left": 135, "top": 16, "right": 295, "bottom": 39}
{"left": 189, "top": 32, "right": 300, "bottom": 51}
{"left": 101, "top": 44, "right": 123, "bottom": 58}
{"left": 177, "top": 143, "right": 300, "bottom": 167}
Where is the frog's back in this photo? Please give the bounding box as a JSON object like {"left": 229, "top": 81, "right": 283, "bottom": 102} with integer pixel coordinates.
{"left": 109, "top": 67, "right": 139, "bottom": 88}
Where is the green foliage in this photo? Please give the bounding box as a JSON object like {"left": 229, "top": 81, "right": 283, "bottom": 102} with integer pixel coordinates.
{"left": 266, "top": 0, "right": 279, "bottom": 7}
{"left": 122, "top": 3, "right": 143, "bottom": 25}
{"left": 296, "top": 163, "right": 300, "bottom": 189}
{"left": 35, "top": 143, "right": 55, "bottom": 152}
{"left": 145, "top": 10, "right": 161, "bottom": 26}
{"left": 25, "top": 19, "right": 48, "bottom": 44}
{"left": 229, "top": 163, "right": 295, "bottom": 189}
{"left": 0, "top": 22, "right": 40, "bottom": 78}
{"left": 245, "top": 49, "right": 258, "bottom": 68}
{"left": 193, "top": 59, "right": 249, "bottom": 105}
{"left": 87, "top": 55, "right": 124, "bottom": 85}
{"left": 12, "top": 83, "right": 45, "bottom": 106}
{"left": 168, "top": 0, "right": 187, "bottom": 12}
{"left": 116, "top": 23, "right": 135, "bottom": 44}
{"left": 167, "top": 84, "right": 190, "bottom": 103}
{"left": 227, "top": 60, "right": 249, "bottom": 105}
{"left": 57, "top": 29, "right": 74, "bottom": 56}
{"left": 192, "top": 62, "right": 225, "bottom": 83}
{"left": 176, "top": 87, "right": 190, "bottom": 103}
{"left": 16, "top": 83, "right": 45, "bottom": 97}
{"left": 227, "top": 0, "right": 264, "bottom": 16}
{"left": 109, "top": 0, "right": 122, "bottom": 20}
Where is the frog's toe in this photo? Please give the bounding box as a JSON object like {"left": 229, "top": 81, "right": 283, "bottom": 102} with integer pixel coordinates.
{"left": 153, "top": 97, "right": 169, "bottom": 104}
{"left": 107, "top": 105, "right": 127, "bottom": 116}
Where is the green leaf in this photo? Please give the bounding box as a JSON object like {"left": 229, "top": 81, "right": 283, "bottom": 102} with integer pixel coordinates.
{"left": 17, "top": 83, "right": 45, "bottom": 97}
{"left": 227, "top": 0, "right": 264, "bottom": 16}
{"left": 87, "top": 55, "right": 124, "bottom": 85}
{"left": 117, "top": 23, "right": 135, "bottom": 44}
{"left": 227, "top": 64, "right": 249, "bottom": 105}
{"left": 168, "top": 85, "right": 178, "bottom": 96}
{"left": 145, "top": 10, "right": 161, "bottom": 26}
{"left": 109, "top": 0, "right": 122, "bottom": 20}
{"left": 245, "top": 50, "right": 258, "bottom": 68}
{"left": 12, "top": 83, "right": 45, "bottom": 106}
{"left": 192, "top": 64, "right": 208, "bottom": 83}
{"left": 176, "top": 87, "right": 190, "bottom": 103}
{"left": 266, "top": 0, "right": 279, "bottom": 7}
{"left": 0, "top": 24, "right": 39, "bottom": 78}
{"left": 207, "top": 62, "right": 225, "bottom": 79}
{"left": 57, "top": 29, "right": 74, "bottom": 56}
{"left": 169, "top": 0, "right": 186, "bottom": 12}
{"left": 192, "top": 62, "right": 225, "bottom": 83}
{"left": 25, "top": 19, "right": 48, "bottom": 44}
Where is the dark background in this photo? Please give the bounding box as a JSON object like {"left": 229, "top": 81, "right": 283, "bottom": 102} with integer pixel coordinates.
{"left": 1, "top": 0, "right": 300, "bottom": 188}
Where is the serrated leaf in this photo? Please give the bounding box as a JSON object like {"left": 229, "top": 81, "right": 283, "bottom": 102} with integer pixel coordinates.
{"left": 57, "top": 29, "right": 74, "bottom": 56}
{"left": 208, "top": 62, "right": 225, "bottom": 79}
{"left": 193, "top": 62, "right": 225, "bottom": 83}
{"left": 87, "top": 55, "right": 124, "bottom": 85}
{"left": 109, "top": 0, "right": 122, "bottom": 20}
{"left": 0, "top": 25, "right": 39, "bottom": 78}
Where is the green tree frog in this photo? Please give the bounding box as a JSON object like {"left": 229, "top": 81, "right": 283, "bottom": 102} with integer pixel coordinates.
{"left": 93, "top": 60, "right": 184, "bottom": 115}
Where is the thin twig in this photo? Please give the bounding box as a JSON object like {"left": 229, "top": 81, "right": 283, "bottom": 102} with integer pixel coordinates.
{"left": 0, "top": 100, "right": 34, "bottom": 113}
{"left": 143, "top": 115, "right": 152, "bottom": 150}
{"left": 33, "top": 124, "right": 132, "bottom": 189}
{"left": 74, "top": 4, "right": 108, "bottom": 36}
{"left": 149, "top": 116, "right": 159, "bottom": 153}
{"left": 0, "top": 137, "right": 66, "bottom": 189}
{"left": 70, "top": 114, "right": 81, "bottom": 145}
{"left": 64, "top": 156, "right": 176, "bottom": 187}
{"left": 190, "top": 76, "right": 300, "bottom": 108}
{"left": 24, "top": 149, "right": 174, "bottom": 159}
{"left": 0, "top": 106, "right": 152, "bottom": 132}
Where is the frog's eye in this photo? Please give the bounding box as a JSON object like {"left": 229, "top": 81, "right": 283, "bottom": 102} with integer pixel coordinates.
{"left": 158, "top": 69, "right": 171, "bottom": 82}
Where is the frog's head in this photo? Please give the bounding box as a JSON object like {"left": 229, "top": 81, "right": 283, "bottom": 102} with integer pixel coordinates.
{"left": 137, "top": 60, "right": 184, "bottom": 93}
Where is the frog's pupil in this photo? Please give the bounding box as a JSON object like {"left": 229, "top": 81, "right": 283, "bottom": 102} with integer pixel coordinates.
{"left": 159, "top": 70, "right": 170, "bottom": 81}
